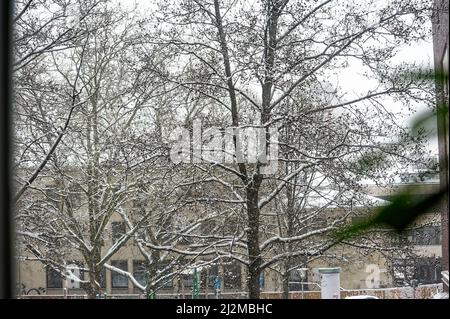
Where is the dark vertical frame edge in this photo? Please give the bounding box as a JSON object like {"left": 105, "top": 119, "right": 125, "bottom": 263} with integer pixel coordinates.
{"left": 0, "top": 0, "right": 14, "bottom": 299}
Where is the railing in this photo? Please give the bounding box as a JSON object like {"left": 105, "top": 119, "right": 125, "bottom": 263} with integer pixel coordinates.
{"left": 18, "top": 283, "right": 444, "bottom": 299}
{"left": 288, "top": 281, "right": 347, "bottom": 291}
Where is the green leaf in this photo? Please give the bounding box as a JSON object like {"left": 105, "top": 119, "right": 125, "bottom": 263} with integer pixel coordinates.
{"left": 333, "top": 66, "right": 448, "bottom": 242}
{"left": 333, "top": 187, "right": 447, "bottom": 242}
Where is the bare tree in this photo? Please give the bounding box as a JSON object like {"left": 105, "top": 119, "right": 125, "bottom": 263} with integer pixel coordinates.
{"left": 154, "top": 0, "right": 433, "bottom": 298}
{"left": 13, "top": 0, "right": 436, "bottom": 300}
{"left": 14, "top": 3, "right": 178, "bottom": 298}
{"left": 12, "top": 0, "right": 105, "bottom": 202}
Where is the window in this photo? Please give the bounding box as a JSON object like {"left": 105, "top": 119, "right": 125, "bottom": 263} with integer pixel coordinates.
{"left": 158, "top": 260, "right": 173, "bottom": 288}
{"left": 66, "top": 262, "right": 85, "bottom": 289}
{"left": 223, "top": 260, "right": 241, "bottom": 289}
{"left": 133, "top": 260, "right": 147, "bottom": 286}
{"left": 98, "top": 267, "right": 107, "bottom": 288}
{"left": 182, "top": 264, "right": 195, "bottom": 288}
{"left": 44, "top": 187, "right": 60, "bottom": 208}
{"left": 46, "top": 267, "right": 63, "bottom": 288}
{"left": 137, "top": 229, "right": 146, "bottom": 242}
{"left": 288, "top": 269, "right": 308, "bottom": 291}
{"left": 409, "top": 226, "right": 441, "bottom": 245}
{"left": 392, "top": 260, "right": 415, "bottom": 286}
{"left": 183, "top": 273, "right": 194, "bottom": 288}
{"left": 111, "top": 221, "right": 126, "bottom": 243}
{"left": 414, "top": 257, "right": 442, "bottom": 284}
{"left": 206, "top": 264, "right": 218, "bottom": 288}
{"left": 111, "top": 260, "right": 128, "bottom": 288}
{"left": 259, "top": 272, "right": 265, "bottom": 289}
{"left": 200, "top": 219, "right": 216, "bottom": 234}
{"left": 67, "top": 184, "right": 82, "bottom": 207}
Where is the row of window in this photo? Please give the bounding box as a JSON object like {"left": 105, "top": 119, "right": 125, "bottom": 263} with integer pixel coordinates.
{"left": 401, "top": 226, "right": 442, "bottom": 246}
{"left": 46, "top": 260, "right": 244, "bottom": 289}
{"left": 79, "top": 221, "right": 141, "bottom": 245}
{"left": 66, "top": 218, "right": 445, "bottom": 249}
{"left": 52, "top": 219, "right": 278, "bottom": 247}
{"left": 393, "top": 257, "right": 442, "bottom": 285}
{"left": 408, "top": 226, "right": 441, "bottom": 245}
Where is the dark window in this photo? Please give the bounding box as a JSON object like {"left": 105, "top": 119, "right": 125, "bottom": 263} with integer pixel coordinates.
{"left": 67, "top": 184, "right": 82, "bottom": 207}
{"left": 223, "top": 260, "right": 241, "bottom": 289}
{"left": 288, "top": 269, "right": 308, "bottom": 291}
{"left": 200, "top": 219, "right": 217, "bottom": 234}
{"left": 206, "top": 264, "right": 218, "bottom": 288}
{"left": 259, "top": 272, "right": 265, "bottom": 289}
{"left": 392, "top": 260, "right": 415, "bottom": 286}
{"left": 158, "top": 261, "right": 173, "bottom": 288}
{"left": 183, "top": 273, "right": 194, "bottom": 288}
{"left": 133, "top": 260, "right": 147, "bottom": 286}
{"left": 111, "top": 222, "right": 126, "bottom": 243}
{"left": 133, "top": 229, "right": 146, "bottom": 246}
{"left": 111, "top": 260, "right": 128, "bottom": 288}
{"left": 409, "top": 226, "right": 441, "bottom": 245}
{"left": 45, "top": 187, "right": 60, "bottom": 208}
{"left": 98, "top": 267, "right": 107, "bottom": 288}
{"left": 414, "top": 257, "right": 442, "bottom": 284}
{"left": 181, "top": 263, "right": 195, "bottom": 288}
{"left": 46, "top": 268, "right": 63, "bottom": 288}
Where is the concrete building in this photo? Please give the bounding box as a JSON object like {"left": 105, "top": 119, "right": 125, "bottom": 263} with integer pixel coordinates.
{"left": 16, "top": 174, "right": 442, "bottom": 298}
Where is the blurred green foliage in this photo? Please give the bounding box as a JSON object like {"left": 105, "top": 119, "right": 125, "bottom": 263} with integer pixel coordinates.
{"left": 333, "top": 69, "right": 448, "bottom": 242}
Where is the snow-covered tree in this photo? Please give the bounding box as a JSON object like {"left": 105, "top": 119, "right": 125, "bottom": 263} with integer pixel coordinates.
{"left": 14, "top": 2, "right": 179, "bottom": 298}
{"left": 151, "top": 0, "right": 434, "bottom": 298}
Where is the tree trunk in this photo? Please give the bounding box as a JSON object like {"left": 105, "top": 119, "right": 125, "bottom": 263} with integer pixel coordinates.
{"left": 282, "top": 270, "right": 290, "bottom": 299}
{"left": 86, "top": 258, "right": 101, "bottom": 299}
{"left": 246, "top": 183, "right": 262, "bottom": 299}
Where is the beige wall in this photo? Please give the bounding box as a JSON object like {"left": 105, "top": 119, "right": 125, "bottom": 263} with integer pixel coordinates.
{"left": 16, "top": 174, "right": 443, "bottom": 296}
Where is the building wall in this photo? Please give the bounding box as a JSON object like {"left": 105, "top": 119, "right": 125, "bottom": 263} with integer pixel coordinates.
{"left": 17, "top": 209, "right": 443, "bottom": 296}
{"left": 16, "top": 170, "right": 444, "bottom": 296}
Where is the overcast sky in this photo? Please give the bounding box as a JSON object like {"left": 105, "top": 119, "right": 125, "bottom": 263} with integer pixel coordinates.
{"left": 117, "top": 0, "right": 438, "bottom": 154}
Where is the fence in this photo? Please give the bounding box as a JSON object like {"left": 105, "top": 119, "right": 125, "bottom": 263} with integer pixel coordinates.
{"left": 260, "top": 283, "right": 444, "bottom": 299}
{"left": 19, "top": 283, "right": 443, "bottom": 299}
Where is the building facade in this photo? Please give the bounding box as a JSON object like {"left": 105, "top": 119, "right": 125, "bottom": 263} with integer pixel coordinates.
{"left": 16, "top": 181, "right": 443, "bottom": 298}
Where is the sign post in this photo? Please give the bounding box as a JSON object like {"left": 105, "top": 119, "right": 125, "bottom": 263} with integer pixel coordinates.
{"left": 192, "top": 268, "right": 199, "bottom": 299}
{"left": 214, "top": 275, "right": 221, "bottom": 299}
